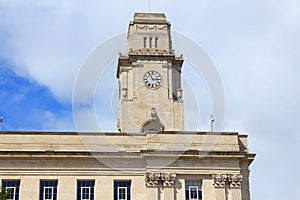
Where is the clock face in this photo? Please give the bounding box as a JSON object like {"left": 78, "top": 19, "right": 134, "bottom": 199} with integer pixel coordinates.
{"left": 144, "top": 71, "right": 162, "bottom": 88}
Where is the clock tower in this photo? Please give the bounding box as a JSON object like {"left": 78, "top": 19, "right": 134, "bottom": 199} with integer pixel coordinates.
{"left": 117, "top": 13, "right": 184, "bottom": 133}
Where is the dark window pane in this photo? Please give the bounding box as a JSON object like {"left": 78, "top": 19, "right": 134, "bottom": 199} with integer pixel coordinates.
{"left": 2, "top": 180, "right": 20, "bottom": 200}
{"left": 114, "top": 181, "right": 131, "bottom": 200}
{"left": 155, "top": 37, "right": 158, "bottom": 48}
{"left": 77, "top": 180, "right": 95, "bottom": 200}
{"left": 149, "top": 37, "right": 153, "bottom": 48}
{"left": 144, "top": 37, "right": 147, "bottom": 48}
{"left": 40, "top": 180, "right": 57, "bottom": 200}
{"left": 185, "top": 180, "right": 202, "bottom": 200}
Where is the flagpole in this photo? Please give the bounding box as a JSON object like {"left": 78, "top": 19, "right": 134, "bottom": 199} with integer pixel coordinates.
{"left": 147, "top": 0, "right": 150, "bottom": 13}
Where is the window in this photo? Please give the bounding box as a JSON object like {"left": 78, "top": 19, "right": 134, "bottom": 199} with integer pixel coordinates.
{"left": 40, "top": 180, "right": 57, "bottom": 200}
{"left": 143, "top": 37, "right": 147, "bottom": 48}
{"left": 77, "top": 180, "right": 95, "bottom": 200}
{"left": 155, "top": 37, "right": 158, "bottom": 48}
{"left": 149, "top": 37, "right": 153, "bottom": 48}
{"left": 114, "top": 181, "right": 131, "bottom": 200}
{"left": 185, "top": 180, "right": 202, "bottom": 200}
{"left": 2, "top": 180, "right": 20, "bottom": 200}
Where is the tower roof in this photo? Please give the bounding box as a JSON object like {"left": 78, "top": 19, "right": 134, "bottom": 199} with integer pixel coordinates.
{"left": 133, "top": 13, "right": 168, "bottom": 24}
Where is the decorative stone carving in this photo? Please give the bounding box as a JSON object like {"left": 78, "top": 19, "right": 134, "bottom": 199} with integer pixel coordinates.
{"left": 136, "top": 25, "right": 167, "bottom": 31}
{"left": 213, "top": 174, "right": 228, "bottom": 188}
{"left": 122, "top": 88, "right": 128, "bottom": 99}
{"left": 145, "top": 173, "right": 176, "bottom": 187}
{"left": 161, "top": 173, "right": 176, "bottom": 187}
{"left": 176, "top": 88, "right": 183, "bottom": 101}
{"left": 213, "top": 174, "right": 243, "bottom": 188}
{"left": 145, "top": 173, "right": 161, "bottom": 186}
{"left": 228, "top": 174, "right": 243, "bottom": 188}
{"left": 128, "top": 48, "right": 174, "bottom": 56}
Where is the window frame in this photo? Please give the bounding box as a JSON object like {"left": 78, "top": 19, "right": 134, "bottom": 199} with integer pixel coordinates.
{"left": 81, "top": 186, "right": 91, "bottom": 200}
{"left": 114, "top": 180, "right": 131, "bottom": 200}
{"left": 40, "top": 180, "right": 58, "bottom": 200}
{"left": 43, "top": 186, "right": 54, "bottom": 200}
{"left": 6, "top": 186, "right": 16, "bottom": 200}
{"left": 188, "top": 186, "right": 199, "bottom": 200}
{"left": 77, "top": 180, "right": 95, "bottom": 200}
{"left": 2, "top": 180, "right": 20, "bottom": 200}
{"left": 185, "top": 180, "right": 202, "bottom": 200}
{"left": 117, "top": 186, "right": 127, "bottom": 200}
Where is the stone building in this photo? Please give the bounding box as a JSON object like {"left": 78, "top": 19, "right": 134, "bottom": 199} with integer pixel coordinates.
{"left": 0, "top": 13, "right": 255, "bottom": 200}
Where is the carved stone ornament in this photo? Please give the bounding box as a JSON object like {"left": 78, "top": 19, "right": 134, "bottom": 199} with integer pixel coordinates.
{"left": 213, "top": 174, "right": 243, "bottom": 188}
{"left": 145, "top": 173, "right": 161, "bottom": 186}
{"left": 128, "top": 48, "right": 174, "bottom": 56}
{"left": 161, "top": 173, "right": 176, "bottom": 187}
{"left": 136, "top": 25, "right": 167, "bottom": 31}
{"left": 145, "top": 173, "right": 176, "bottom": 187}
{"left": 212, "top": 174, "right": 228, "bottom": 188}
{"left": 228, "top": 174, "right": 243, "bottom": 188}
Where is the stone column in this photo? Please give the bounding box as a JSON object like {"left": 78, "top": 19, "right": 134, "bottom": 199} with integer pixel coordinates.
{"left": 145, "top": 173, "right": 160, "bottom": 200}
{"left": 161, "top": 173, "right": 176, "bottom": 200}
{"left": 228, "top": 174, "right": 243, "bottom": 200}
{"left": 213, "top": 174, "right": 228, "bottom": 200}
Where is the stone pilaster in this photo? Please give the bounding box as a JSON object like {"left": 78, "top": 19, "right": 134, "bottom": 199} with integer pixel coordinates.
{"left": 213, "top": 174, "right": 243, "bottom": 200}
{"left": 145, "top": 172, "right": 176, "bottom": 200}
{"left": 241, "top": 164, "right": 251, "bottom": 200}
{"left": 161, "top": 173, "right": 176, "bottom": 200}
{"left": 228, "top": 174, "right": 243, "bottom": 200}
{"left": 145, "top": 173, "right": 160, "bottom": 200}
{"left": 213, "top": 174, "right": 228, "bottom": 200}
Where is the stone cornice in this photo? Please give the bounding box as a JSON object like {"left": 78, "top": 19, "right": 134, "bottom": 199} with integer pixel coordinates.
{"left": 0, "top": 150, "right": 255, "bottom": 163}
{"left": 128, "top": 48, "right": 175, "bottom": 56}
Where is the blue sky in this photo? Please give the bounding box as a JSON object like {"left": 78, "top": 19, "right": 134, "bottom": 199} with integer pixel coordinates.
{"left": 0, "top": 58, "right": 73, "bottom": 130}
{"left": 0, "top": 0, "right": 300, "bottom": 199}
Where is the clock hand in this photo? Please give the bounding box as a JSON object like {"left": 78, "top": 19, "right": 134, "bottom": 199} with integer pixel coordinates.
{"left": 148, "top": 72, "right": 154, "bottom": 81}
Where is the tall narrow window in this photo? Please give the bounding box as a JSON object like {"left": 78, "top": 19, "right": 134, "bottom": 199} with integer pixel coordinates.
{"left": 143, "top": 37, "right": 147, "bottom": 48}
{"left": 114, "top": 181, "right": 131, "bottom": 200}
{"left": 40, "top": 180, "right": 58, "bottom": 200}
{"left": 185, "top": 180, "right": 202, "bottom": 200}
{"left": 155, "top": 37, "right": 158, "bottom": 48}
{"left": 77, "top": 180, "right": 95, "bottom": 200}
{"left": 149, "top": 37, "right": 153, "bottom": 48}
{"left": 2, "top": 180, "right": 20, "bottom": 200}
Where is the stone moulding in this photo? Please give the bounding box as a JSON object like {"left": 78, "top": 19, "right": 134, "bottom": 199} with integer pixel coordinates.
{"left": 128, "top": 48, "right": 175, "bottom": 56}
{"left": 136, "top": 25, "right": 167, "bottom": 31}
{"left": 145, "top": 172, "right": 176, "bottom": 187}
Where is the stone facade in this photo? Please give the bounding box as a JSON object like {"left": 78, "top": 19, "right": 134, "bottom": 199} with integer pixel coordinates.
{"left": 0, "top": 13, "right": 255, "bottom": 200}
{"left": 0, "top": 131, "right": 254, "bottom": 199}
